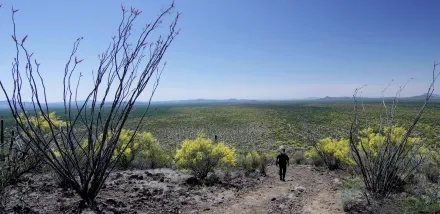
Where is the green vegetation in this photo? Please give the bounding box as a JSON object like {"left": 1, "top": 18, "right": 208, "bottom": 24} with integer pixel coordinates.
{"left": 305, "top": 137, "right": 355, "bottom": 170}
{"left": 2, "top": 100, "right": 440, "bottom": 210}
{"left": 398, "top": 196, "right": 440, "bottom": 213}
{"left": 236, "top": 150, "right": 273, "bottom": 175}
{"left": 174, "top": 133, "right": 236, "bottom": 179}
{"left": 114, "top": 129, "right": 170, "bottom": 169}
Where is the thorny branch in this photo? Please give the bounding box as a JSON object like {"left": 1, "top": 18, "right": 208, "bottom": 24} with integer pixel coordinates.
{"left": 0, "top": 2, "right": 180, "bottom": 206}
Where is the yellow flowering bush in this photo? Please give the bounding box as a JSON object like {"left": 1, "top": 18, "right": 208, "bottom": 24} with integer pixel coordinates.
{"left": 174, "top": 133, "right": 236, "bottom": 179}
{"left": 357, "top": 127, "right": 421, "bottom": 157}
{"left": 18, "top": 112, "right": 67, "bottom": 160}
{"left": 73, "top": 129, "right": 168, "bottom": 169}
{"left": 305, "top": 137, "right": 355, "bottom": 170}
{"left": 113, "top": 129, "right": 169, "bottom": 169}
{"left": 305, "top": 126, "right": 423, "bottom": 171}
{"left": 20, "top": 112, "right": 67, "bottom": 134}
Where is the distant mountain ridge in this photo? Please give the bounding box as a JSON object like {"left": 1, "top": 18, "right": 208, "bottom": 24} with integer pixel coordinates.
{"left": 317, "top": 93, "right": 440, "bottom": 101}
{"left": 0, "top": 94, "right": 439, "bottom": 109}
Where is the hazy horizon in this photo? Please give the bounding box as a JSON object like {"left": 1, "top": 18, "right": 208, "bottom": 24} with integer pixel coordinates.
{"left": 2, "top": 0, "right": 440, "bottom": 102}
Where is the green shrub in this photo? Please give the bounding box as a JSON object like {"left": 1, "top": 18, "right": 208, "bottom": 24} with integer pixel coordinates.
{"left": 398, "top": 197, "right": 440, "bottom": 213}
{"left": 237, "top": 150, "right": 271, "bottom": 175}
{"left": 174, "top": 133, "right": 236, "bottom": 179}
{"left": 258, "top": 152, "right": 271, "bottom": 176}
{"left": 420, "top": 160, "right": 439, "bottom": 183}
{"left": 419, "top": 146, "right": 440, "bottom": 183}
{"left": 291, "top": 150, "right": 306, "bottom": 165}
{"left": 304, "top": 137, "right": 355, "bottom": 170}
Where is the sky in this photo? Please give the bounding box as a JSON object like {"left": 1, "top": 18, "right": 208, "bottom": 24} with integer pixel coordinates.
{"left": 1, "top": 0, "right": 440, "bottom": 102}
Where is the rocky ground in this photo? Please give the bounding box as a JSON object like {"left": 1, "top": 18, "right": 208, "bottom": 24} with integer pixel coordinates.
{"left": 3, "top": 165, "right": 344, "bottom": 214}
{"left": 209, "top": 165, "right": 343, "bottom": 214}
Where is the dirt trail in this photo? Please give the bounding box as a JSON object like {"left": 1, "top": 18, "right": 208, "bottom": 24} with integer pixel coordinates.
{"left": 207, "top": 165, "right": 344, "bottom": 214}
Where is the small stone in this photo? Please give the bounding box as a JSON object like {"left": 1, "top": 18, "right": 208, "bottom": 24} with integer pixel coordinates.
{"left": 288, "top": 193, "right": 296, "bottom": 199}
{"left": 129, "top": 174, "right": 144, "bottom": 180}
{"left": 115, "top": 172, "right": 123, "bottom": 179}
{"left": 293, "top": 185, "right": 306, "bottom": 193}
{"left": 333, "top": 178, "right": 342, "bottom": 185}
{"left": 186, "top": 177, "right": 199, "bottom": 185}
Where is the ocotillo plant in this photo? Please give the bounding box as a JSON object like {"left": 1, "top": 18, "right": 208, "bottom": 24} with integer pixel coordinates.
{"left": 0, "top": 3, "right": 180, "bottom": 207}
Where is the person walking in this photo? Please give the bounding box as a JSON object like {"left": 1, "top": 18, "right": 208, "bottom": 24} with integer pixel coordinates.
{"left": 276, "top": 147, "right": 289, "bottom": 181}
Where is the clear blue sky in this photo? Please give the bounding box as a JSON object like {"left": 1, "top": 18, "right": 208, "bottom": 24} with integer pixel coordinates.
{"left": 1, "top": 0, "right": 440, "bottom": 102}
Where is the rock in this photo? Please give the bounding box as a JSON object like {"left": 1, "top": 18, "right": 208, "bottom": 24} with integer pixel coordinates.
{"left": 271, "top": 197, "right": 276, "bottom": 201}
{"left": 292, "top": 185, "right": 305, "bottom": 193}
{"left": 115, "top": 172, "right": 123, "bottom": 179}
{"left": 81, "top": 209, "right": 96, "bottom": 214}
{"left": 333, "top": 178, "right": 342, "bottom": 185}
{"left": 288, "top": 193, "right": 296, "bottom": 199}
{"left": 106, "top": 198, "right": 126, "bottom": 208}
{"left": 129, "top": 174, "right": 144, "bottom": 180}
{"left": 147, "top": 172, "right": 166, "bottom": 181}
{"left": 204, "top": 173, "right": 220, "bottom": 186}
{"left": 204, "top": 207, "right": 211, "bottom": 211}
{"left": 186, "top": 177, "right": 200, "bottom": 186}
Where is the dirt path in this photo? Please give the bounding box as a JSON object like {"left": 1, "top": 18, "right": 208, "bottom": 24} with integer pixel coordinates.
{"left": 207, "top": 165, "right": 345, "bottom": 214}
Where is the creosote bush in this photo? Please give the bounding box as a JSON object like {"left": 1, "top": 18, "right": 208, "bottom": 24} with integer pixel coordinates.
{"left": 174, "top": 133, "right": 236, "bottom": 179}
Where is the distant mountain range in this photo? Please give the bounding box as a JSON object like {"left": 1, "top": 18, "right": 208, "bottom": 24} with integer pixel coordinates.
{"left": 317, "top": 93, "right": 440, "bottom": 102}
{"left": 1, "top": 94, "right": 439, "bottom": 110}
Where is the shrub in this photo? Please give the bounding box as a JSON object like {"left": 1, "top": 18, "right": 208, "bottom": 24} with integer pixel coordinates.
{"left": 398, "top": 197, "right": 440, "bottom": 213}
{"left": 236, "top": 150, "right": 272, "bottom": 175}
{"left": 417, "top": 144, "right": 440, "bottom": 183}
{"left": 350, "top": 75, "right": 439, "bottom": 199}
{"left": 292, "top": 150, "right": 306, "bottom": 165}
{"left": 258, "top": 152, "right": 271, "bottom": 176}
{"left": 174, "top": 133, "right": 236, "bottom": 179}
{"left": 246, "top": 150, "right": 261, "bottom": 170}
{"left": 0, "top": 127, "right": 41, "bottom": 209}
{"left": 305, "top": 137, "right": 355, "bottom": 170}
{"left": 350, "top": 125, "right": 425, "bottom": 197}
{"left": 114, "top": 130, "right": 169, "bottom": 169}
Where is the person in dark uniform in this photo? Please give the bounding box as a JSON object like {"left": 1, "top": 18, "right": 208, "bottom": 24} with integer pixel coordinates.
{"left": 276, "top": 147, "right": 289, "bottom": 181}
